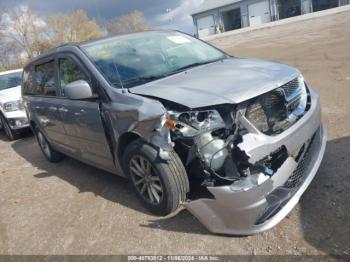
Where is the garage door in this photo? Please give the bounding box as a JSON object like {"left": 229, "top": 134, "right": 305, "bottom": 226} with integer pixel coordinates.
{"left": 248, "top": 1, "right": 271, "bottom": 26}
{"left": 197, "top": 15, "right": 215, "bottom": 38}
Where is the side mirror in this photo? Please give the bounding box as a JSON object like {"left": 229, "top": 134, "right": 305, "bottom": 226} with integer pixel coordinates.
{"left": 64, "top": 80, "right": 95, "bottom": 100}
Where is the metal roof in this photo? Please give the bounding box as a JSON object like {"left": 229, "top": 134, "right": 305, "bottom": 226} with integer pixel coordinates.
{"left": 191, "top": 0, "right": 242, "bottom": 16}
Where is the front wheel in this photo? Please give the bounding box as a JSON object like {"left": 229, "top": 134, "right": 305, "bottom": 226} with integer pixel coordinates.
{"left": 35, "top": 129, "right": 64, "bottom": 163}
{"left": 123, "top": 139, "right": 189, "bottom": 216}
{"left": 0, "top": 115, "right": 18, "bottom": 141}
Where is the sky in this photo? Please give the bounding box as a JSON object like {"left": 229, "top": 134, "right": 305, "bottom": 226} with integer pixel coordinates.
{"left": 0, "top": 0, "right": 204, "bottom": 33}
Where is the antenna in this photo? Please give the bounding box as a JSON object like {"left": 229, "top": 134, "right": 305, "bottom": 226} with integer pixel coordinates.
{"left": 112, "top": 60, "right": 126, "bottom": 93}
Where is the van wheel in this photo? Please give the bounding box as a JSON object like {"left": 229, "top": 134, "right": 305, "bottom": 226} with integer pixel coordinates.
{"left": 123, "top": 139, "right": 189, "bottom": 216}
{"left": 0, "top": 115, "right": 18, "bottom": 141}
{"left": 36, "top": 129, "right": 63, "bottom": 162}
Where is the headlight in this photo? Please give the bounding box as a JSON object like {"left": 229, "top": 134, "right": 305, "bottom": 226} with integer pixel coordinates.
{"left": 294, "top": 75, "right": 308, "bottom": 111}
{"left": 168, "top": 110, "right": 226, "bottom": 137}
{"left": 3, "top": 100, "right": 24, "bottom": 112}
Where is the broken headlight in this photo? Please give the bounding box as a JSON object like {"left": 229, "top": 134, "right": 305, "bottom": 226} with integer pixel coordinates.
{"left": 246, "top": 75, "right": 308, "bottom": 135}
{"left": 168, "top": 110, "right": 226, "bottom": 137}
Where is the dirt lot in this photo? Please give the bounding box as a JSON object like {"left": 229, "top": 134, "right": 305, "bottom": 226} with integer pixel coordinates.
{"left": 1, "top": 9, "right": 350, "bottom": 256}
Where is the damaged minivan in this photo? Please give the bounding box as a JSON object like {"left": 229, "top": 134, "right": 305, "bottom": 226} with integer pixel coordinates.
{"left": 23, "top": 31, "right": 326, "bottom": 235}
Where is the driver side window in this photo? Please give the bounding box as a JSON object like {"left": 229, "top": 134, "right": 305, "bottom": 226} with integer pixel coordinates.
{"left": 58, "top": 57, "right": 90, "bottom": 97}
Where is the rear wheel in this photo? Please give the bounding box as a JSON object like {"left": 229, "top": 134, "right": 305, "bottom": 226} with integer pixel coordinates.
{"left": 0, "top": 115, "right": 18, "bottom": 141}
{"left": 123, "top": 139, "right": 189, "bottom": 216}
{"left": 36, "top": 129, "right": 64, "bottom": 162}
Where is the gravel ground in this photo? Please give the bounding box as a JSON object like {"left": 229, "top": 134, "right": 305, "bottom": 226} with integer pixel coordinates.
{"left": 0, "top": 9, "right": 349, "bottom": 256}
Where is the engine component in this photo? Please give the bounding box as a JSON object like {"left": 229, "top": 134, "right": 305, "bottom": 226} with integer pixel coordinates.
{"left": 168, "top": 109, "right": 226, "bottom": 137}
{"left": 195, "top": 132, "right": 228, "bottom": 171}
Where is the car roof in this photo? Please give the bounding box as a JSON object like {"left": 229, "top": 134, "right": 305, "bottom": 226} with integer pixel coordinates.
{"left": 25, "top": 30, "right": 181, "bottom": 68}
{"left": 78, "top": 29, "right": 175, "bottom": 46}
{"left": 0, "top": 69, "right": 23, "bottom": 76}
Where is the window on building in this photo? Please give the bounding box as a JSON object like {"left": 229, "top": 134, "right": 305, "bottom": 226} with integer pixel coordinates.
{"left": 278, "top": 0, "right": 301, "bottom": 19}
{"left": 312, "top": 0, "right": 339, "bottom": 12}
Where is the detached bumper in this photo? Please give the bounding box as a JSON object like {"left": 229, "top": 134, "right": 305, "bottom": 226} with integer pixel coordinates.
{"left": 184, "top": 88, "right": 327, "bottom": 235}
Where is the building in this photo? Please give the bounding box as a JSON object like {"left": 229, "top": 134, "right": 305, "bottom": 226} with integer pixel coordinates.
{"left": 192, "top": 0, "right": 349, "bottom": 38}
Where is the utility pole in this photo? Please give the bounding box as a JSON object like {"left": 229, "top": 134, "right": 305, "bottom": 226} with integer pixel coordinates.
{"left": 166, "top": 8, "right": 173, "bottom": 28}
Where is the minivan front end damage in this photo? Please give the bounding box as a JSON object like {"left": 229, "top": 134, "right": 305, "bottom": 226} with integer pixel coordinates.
{"left": 184, "top": 125, "right": 325, "bottom": 235}
{"left": 166, "top": 80, "right": 326, "bottom": 235}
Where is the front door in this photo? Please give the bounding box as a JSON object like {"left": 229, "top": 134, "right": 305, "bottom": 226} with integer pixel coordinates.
{"left": 248, "top": 1, "right": 271, "bottom": 26}
{"left": 57, "top": 55, "right": 115, "bottom": 171}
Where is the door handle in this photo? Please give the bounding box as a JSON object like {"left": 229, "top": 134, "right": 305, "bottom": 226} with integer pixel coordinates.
{"left": 49, "top": 106, "right": 57, "bottom": 111}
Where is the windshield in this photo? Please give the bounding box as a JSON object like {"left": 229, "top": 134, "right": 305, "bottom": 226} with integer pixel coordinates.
{"left": 81, "top": 31, "right": 228, "bottom": 88}
{"left": 0, "top": 71, "right": 22, "bottom": 91}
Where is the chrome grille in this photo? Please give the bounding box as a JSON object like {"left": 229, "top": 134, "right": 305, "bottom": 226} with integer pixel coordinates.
{"left": 280, "top": 78, "right": 300, "bottom": 97}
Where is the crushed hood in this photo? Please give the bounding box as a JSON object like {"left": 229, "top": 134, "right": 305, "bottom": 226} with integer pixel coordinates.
{"left": 0, "top": 85, "right": 22, "bottom": 103}
{"left": 129, "top": 58, "right": 300, "bottom": 108}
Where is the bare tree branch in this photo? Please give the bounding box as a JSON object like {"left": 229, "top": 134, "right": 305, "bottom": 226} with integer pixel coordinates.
{"left": 1, "top": 6, "right": 49, "bottom": 63}
{"left": 107, "top": 10, "right": 152, "bottom": 35}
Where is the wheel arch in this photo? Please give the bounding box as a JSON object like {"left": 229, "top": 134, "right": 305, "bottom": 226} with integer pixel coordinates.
{"left": 29, "top": 120, "right": 37, "bottom": 130}
{"left": 117, "top": 131, "right": 142, "bottom": 168}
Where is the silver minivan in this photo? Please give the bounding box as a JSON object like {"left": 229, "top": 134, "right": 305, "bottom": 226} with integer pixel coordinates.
{"left": 23, "top": 31, "right": 326, "bottom": 235}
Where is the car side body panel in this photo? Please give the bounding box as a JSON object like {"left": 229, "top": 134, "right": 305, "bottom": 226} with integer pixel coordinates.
{"left": 23, "top": 45, "right": 172, "bottom": 177}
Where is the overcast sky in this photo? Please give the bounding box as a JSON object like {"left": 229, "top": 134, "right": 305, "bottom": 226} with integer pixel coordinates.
{"left": 0, "top": 0, "right": 204, "bottom": 33}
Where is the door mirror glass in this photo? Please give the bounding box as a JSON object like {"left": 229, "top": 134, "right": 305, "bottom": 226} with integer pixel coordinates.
{"left": 65, "top": 80, "right": 94, "bottom": 100}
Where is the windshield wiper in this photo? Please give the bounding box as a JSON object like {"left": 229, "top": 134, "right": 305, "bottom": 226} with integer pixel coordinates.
{"left": 123, "top": 74, "right": 167, "bottom": 86}
{"left": 170, "top": 58, "right": 225, "bottom": 74}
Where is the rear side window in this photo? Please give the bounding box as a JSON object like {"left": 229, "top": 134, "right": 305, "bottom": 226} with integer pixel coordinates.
{"left": 35, "top": 61, "right": 57, "bottom": 96}
{"left": 58, "top": 57, "right": 90, "bottom": 97}
{"left": 22, "top": 68, "right": 35, "bottom": 95}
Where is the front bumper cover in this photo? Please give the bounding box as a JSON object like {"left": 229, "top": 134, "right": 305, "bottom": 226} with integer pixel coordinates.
{"left": 184, "top": 88, "right": 326, "bottom": 235}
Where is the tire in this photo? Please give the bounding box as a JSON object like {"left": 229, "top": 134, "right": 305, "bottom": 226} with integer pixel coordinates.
{"left": 0, "top": 114, "right": 18, "bottom": 141}
{"left": 123, "top": 139, "right": 189, "bottom": 216}
{"left": 35, "top": 128, "right": 64, "bottom": 163}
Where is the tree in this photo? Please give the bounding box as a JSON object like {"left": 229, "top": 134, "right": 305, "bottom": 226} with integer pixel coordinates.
{"left": 0, "top": 6, "right": 49, "bottom": 61}
{"left": 47, "top": 10, "right": 103, "bottom": 44}
{"left": 107, "top": 10, "right": 152, "bottom": 35}
{"left": 0, "top": 8, "right": 104, "bottom": 68}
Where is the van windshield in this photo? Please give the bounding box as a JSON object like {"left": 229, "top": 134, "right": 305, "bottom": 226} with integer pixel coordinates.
{"left": 0, "top": 72, "right": 22, "bottom": 91}
{"left": 81, "top": 31, "right": 228, "bottom": 88}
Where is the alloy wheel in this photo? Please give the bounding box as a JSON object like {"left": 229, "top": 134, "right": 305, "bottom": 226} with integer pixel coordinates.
{"left": 129, "top": 155, "right": 164, "bottom": 204}
{"left": 37, "top": 131, "right": 51, "bottom": 158}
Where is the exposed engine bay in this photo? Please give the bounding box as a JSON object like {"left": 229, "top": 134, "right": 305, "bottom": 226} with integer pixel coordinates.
{"left": 164, "top": 76, "right": 310, "bottom": 192}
